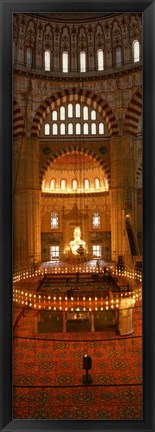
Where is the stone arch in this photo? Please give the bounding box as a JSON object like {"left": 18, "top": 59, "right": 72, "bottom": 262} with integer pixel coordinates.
{"left": 13, "top": 100, "right": 25, "bottom": 138}
{"left": 39, "top": 146, "right": 111, "bottom": 189}
{"left": 31, "top": 88, "right": 119, "bottom": 137}
{"left": 137, "top": 161, "right": 142, "bottom": 187}
{"left": 124, "top": 87, "right": 142, "bottom": 136}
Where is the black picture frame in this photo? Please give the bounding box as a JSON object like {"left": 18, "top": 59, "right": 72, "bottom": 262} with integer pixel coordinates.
{"left": 0, "top": 0, "right": 154, "bottom": 431}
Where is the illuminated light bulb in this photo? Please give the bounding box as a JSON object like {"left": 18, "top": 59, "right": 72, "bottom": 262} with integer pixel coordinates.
{"left": 101, "top": 307, "right": 103, "bottom": 311}
{"left": 83, "top": 307, "right": 86, "bottom": 311}
{"left": 22, "top": 301, "right": 24, "bottom": 305}
{"left": 48, "top": 306, "right": 51, "bottom": 310}
{"left": 89, "top": 308, "right": 92, "bottom": 311}
{"left": 59, "top": 297, "right": 62, "bottom": 301}
{"left": 59, "top": 306, "right": 62, "bottom": 310}
{"left": 34, "top": 304, "right": 36, "bottom": 308}
{"left": 53, "top": 297, "right": 56, "bottom": 301}
{"left": 116, "top": 304, "right": 119, "bottom": 308}
{"left": 38, "top": 295, "right": 41, "bottom": 299}
{"left": 89, "top": 297, "right": 91, "bottom": 301}
{"left": 71, "top": 308, "right": 73, "bottom": 311}
{"left": 95, "top": 297, "right": 98, "bottom": 301}
{"left": 106, "top": 301, "right": 108, "bottom": 305}
{"left": 95, "top": 307, "right": 98, "bottom": 311}
{"left": 65, "top": 307, "right": 68, "bottom": 311}
{"left": 29, "top": 303, "right": 32, "bottom": 307}
{"left": 39, "top": 305, "right": 41, "bottom": 309}
{"left": 48, "top": 296, "right": 51, "bottom": 300}
{"left": 34, "top": 295, "right": 36, "bottom": 298}
{"left": 71, "top": 297, "right": 74, "bottom": 301}
{"left": 54, "top": 307, "right": 56, "bottom": 310}
{"left": 106, "top": 306, "right": 109, "bottom": 310}
{"left": 111, "top": 305, "right": 114, "bottom": 309}
{"left": 21, "top": 291, "right": 24, "bottom": 295}
{"left": 83, "top": 297, "right": 85, "bottom": 301}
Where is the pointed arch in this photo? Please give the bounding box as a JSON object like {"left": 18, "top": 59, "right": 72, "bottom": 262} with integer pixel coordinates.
{"left": 31, "top": 88, "right": 119, "bottom": 138}
{"left": 39, "top": 146, "right": 111, "bottom": 190}
{"left": 124, "top": 88, "right": 142, "bottom": 136}
{"left": 13, "top": 100, "right": 25, "bottom": 137}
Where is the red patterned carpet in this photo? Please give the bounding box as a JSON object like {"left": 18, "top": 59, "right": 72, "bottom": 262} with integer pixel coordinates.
{"left": 13, "top": 302, "right": 142, "bottom": 420}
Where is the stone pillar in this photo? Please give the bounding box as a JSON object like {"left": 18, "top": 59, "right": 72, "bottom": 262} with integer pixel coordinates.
{"left": 62, "top": 311, "right": 67, "bottom": 332}
{"left": 110, "top": 135, "right": 137, "bottom": 266}
{"left": 13, "top": 137, "right": 41, "bottom": 269}
{"left": 91, "top": 312, "right": 95, "bottom": 332}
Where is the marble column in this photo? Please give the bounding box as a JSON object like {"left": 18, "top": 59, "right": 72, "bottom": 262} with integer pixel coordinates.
{"left": 110, "top": 134, "right": 137, "bottom": 266}
{"left": 13, "top": 137, "right": 41, "bottom": 269}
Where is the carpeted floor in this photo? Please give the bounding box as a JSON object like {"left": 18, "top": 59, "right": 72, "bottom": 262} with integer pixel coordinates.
{"left": 13, "top": 300, "right": 142, "bottom": 420}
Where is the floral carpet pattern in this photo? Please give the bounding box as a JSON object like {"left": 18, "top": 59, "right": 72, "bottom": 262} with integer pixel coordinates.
{"left": 13, "top": 301, "right": 142, "bottom": 420}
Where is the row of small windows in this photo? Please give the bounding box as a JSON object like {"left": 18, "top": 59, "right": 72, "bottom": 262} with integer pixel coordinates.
{"left": 13, "top": 40, "right": 140, "bottom": 70}
{"left": 51, "top": 105, "right": 97, "bottom": 120}
{"left": 44, "top": 122, "right": 105, "bottom": 136}
{"left": 49, "top": 105, "right": 98, "bottom": 121}
{"left": 51, "top": 211, "right": 100, "bottom": 229}
{"left": 43, "top": 178, "right": 108, "bottom": 191}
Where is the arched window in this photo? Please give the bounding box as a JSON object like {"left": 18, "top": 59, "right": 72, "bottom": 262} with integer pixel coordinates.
{"left": 99, "top": 122, "right": 105, "bottom": 134}
{"left": 132, "top": 40, "right": 140, "bottom": 63}
{"left": 75, "top": 103, "right": 80, "bottom": 118}
{"left": 83, "top": 123, "right": 89, "bottom": 135}
{"left": 68, "top": 103, "right": 73, "bottom": 118}
{"left": 68, "top": 123, "right": 73, "bottom": 135}
{"left": 97, "top": 49, "right": 104, "bottom": 71}
{"left": 42, "top": 179, "right": 46, "bottom": 189}
{"left": 62, "top": 51, "right": 69, "bottom": 73}
{"left": 44, "top": 123, "right": 50, "bottom": 135}
{"left": 61, "top": 179, "right": 67, "bottom": 190}
{"left": 103, "top": 178, "right": 109, "bottom": 190}
{"left": 80, "top": 51, "right": 86, "bottom": 72}
{"left": 83, "top": 106, "right": 88, "bottom": 120}
{"left": 91, "top": 123, "right": 96, "bottom": 135}
{"left": 50, "top": 179, "right": 56, "bottom": 189}
{"left": 52, "top": 110, "right": 57, "bottom": 121}
{"left": 60, "top": 123, "right": 65, "bottom": 135}
{"left": 13, "top": 42, "right": 15, "bottom": 65}
{"left": 26, "top": 47, "right": 32, "bottom": 67}
{"left": 72, "top": 179, "right": 78, "bottom": 190}
{"left": 51, "top": 211, "right": 58, "bottom": 229}
{"left": 52, "top": 123, "right": 58, "bottom": 135}
{"left": 84, "top": 178, "right": 89, "bottom": 189}
{"left": 91, "top": 110, "right": 96, "bottom": 120}
{"left": 93, "top": 212, "right": 100, "bottom": 228}
{"left": 60, "top": 106, "right": 65, "bottom": 120}
{"left": 44, "top": 50, "right": 50, "bottom": 71}
{"left": 116, "top": 47, "right": 122, "bottom": 66}
{"left": 94, "top": 178, "right": 100, "bottom": 189}
{"left": 76, "top": 123, "right": 81, "bottom": 135}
